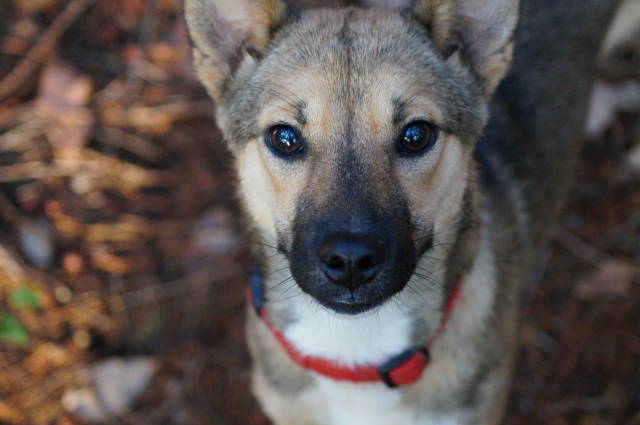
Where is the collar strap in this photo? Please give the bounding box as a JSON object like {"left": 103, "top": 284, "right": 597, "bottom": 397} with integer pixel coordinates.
{"left": 248, "top": 267, "right": 463, "bottom": 388}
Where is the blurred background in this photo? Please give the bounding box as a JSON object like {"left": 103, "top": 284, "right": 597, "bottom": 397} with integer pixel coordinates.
{"left": 0, "top": 1, "right": 638, "bottom": 424}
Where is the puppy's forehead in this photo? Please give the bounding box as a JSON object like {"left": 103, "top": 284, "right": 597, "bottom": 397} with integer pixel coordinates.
{"left": 268, "top": 8, "right": 445, "bottom": 96}
{"left": 253, "top": 8, "right": 479, "bottom": 137}
{"left": 257, "top": 63, "right": 444, "bottom": 144}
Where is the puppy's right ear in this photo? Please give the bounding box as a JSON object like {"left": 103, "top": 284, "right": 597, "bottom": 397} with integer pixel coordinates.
{"left": 183, "top": 0, "right": 288, "bottom": 102}
{"left": 410, "top": 0, "right": 519, "bottom": 98}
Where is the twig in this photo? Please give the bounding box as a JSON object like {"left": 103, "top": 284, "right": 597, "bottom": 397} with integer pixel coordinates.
{"left": 0, "top": 102, "right": 36, "bottom": 128}
{"left": 97, "top": 127, "right": 166, "bottom": 162}
{"left": 0, "top": 244, "right": 28, "bottom": 286}
{"left": 0, "top": 0, "right": 98, "bottom": 102}
{"left": 0, "top": 115, "right": 45, "bottom": 152}
{"left": 0, "top": 189, "right": 21, "bottom": 225}
{"left": 554, "top": 227, "right": 609, "bottom": 265}
{"left": 123, "top": 0, "right": 159, "bottom": 103}
{"left": 114, "top": 267, "right": 215, "bottom": 310}
{"left": 0, "top": 155, "right": 168, "bottom": 188}
{"left": 598, "top": 210, "right": 640, "bottom": 249}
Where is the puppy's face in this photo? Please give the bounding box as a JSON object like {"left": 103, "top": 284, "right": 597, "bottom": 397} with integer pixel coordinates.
{"left": 225, "top": 9, "right": 486, "bottom": 313}
{"left": 184, "top": 0, "right": 517, "bottom": 314}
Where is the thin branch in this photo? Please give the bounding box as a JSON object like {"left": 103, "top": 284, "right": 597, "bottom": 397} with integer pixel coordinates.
{"left": 0, "top": 0, "right": 98, "bottom": 101}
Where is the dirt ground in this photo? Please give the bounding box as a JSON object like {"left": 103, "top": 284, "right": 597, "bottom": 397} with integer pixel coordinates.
{"left": 0, "top": 1, "right": 638, "bottom": 424}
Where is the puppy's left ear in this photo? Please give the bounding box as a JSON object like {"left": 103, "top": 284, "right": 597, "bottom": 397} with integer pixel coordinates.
{"left": 410, "top": 0, "right": 520, "bottom": 97}
{"left": 183, "top": 0, "right": 289, "bottom": 102}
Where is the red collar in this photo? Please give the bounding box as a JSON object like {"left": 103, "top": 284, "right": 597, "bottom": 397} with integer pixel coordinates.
{"left": 248, "top": 268, "right": 463, "bottom": 388}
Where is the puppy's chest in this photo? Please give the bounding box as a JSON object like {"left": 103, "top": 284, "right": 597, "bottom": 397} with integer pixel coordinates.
{"left": 303, "top": 379, "right": 463, "bottom": 425}
{"left": 281, "top": 304, "right": 439, "bottom": 424}
{"left": 279, "top": 298, "right": 470, "bottom": 425}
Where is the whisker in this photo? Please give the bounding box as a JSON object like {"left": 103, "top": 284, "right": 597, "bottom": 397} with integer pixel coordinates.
{"left": 273, "top": 280, "right": 300, "bottom": 303}
{"left": 257, "top": 241, "right": 288, "bottom": 253}
{"left": 278, "top": 291, "right": 306, "bottom": 303}
{"left": 265, "top": 265, "right": 290, "bottom": 278}
{"left": 265, "top": 275, "right": 294, "bottom": 295}
{"left": 418, "top": 251, "right": 446, "bottom": 261}
{"left": 391, "top": 297, "right": 411, "bottom": 320}
{"left": 404, "top": 283, "right": 427, "bottom": 303}
{"left": 413, "top": 273, "right": 444, "bottom": 290}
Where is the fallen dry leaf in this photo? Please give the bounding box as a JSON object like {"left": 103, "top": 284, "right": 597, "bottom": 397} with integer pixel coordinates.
{"left": 61, "top": 388, "right": 107, "bottom": 423}
{"left": 574, "top": 260, "right": 638, "bottom": 300}
{"left": 191, "top": 208, "right": 241, "bottom": 255}
{"left": 62, "top": 357, "right": 156, "bottom": 423}
{"left": 586, "top": 81, "right": 640, "bottom": 137}
{"left": 23, "top": 342, "right": 71, "bottom": 378}
{"left": 0, "top": 401, "right": 25, "bottom": 425}
{"left": 601, "top": 0, "right": 640, "bottom": 56}
{"left": 13, "top": 0, "right": 62, "bottom": 14}
{"left": 18, "top": 218, "right": 53, "bottom": 267}
{"left": 626, "top": 140, "right": 640, "bottom": 175}
{"left": 36, "top": 60, "right": 94, "bottom": 160}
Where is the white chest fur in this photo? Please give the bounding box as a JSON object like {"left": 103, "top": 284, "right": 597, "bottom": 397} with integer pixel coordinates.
{"left": 284, "top": 296, "right": 415, "bottom": 366}
{"left": 305, "top": 379, "right": 466, "bottom": 425}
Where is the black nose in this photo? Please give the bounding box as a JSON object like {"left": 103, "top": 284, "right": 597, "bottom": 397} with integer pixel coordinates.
{"left": 318, "top": 235, "right": 385, "bottom": 290}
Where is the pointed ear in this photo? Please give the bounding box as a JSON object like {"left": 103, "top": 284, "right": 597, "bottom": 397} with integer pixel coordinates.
{"left": 411, "top": 0, "right": 519, "bottom": 97}
{"left": 183, "top": 0, "right": 288, "bottom": 102}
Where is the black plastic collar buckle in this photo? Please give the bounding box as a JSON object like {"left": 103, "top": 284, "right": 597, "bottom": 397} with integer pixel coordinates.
{"left": 378, "top": 347, "right": 430, "bottom": 388}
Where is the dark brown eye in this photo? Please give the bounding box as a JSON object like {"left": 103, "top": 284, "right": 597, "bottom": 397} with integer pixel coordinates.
{"left": 266, "top": 125, "right": 303, "bottom": 157}
{"left": 398, "top": 121, "right": 439, "bottom": 155}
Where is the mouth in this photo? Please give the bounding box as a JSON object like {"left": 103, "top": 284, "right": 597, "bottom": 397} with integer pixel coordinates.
{"left": 318, "top": 291, "right": 390, "bottom": 315}
{"left": 290, "top": 263, "right": 413, "bottom": 315}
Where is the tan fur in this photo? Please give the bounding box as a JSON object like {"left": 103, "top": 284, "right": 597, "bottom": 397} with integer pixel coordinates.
{"left": 481, "top": 41, "right": 515, "bottom": 97}
{"left": 184, "top": 0, "right": 288, "bottom": 99}
{"left": 412, "top": 0, "right": 456, "bottom": 50}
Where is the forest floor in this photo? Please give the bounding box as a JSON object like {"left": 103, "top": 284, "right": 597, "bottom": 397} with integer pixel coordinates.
{"left": 0, "top": 1, "right": 638, "bottom": 424}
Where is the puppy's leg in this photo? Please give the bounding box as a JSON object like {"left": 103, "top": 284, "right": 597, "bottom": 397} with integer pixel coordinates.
{"left": 252, "top": 368, "right": 321, "bottom": 425}
{"left": 247, "top": 311, "right": 322, "bottom": 425}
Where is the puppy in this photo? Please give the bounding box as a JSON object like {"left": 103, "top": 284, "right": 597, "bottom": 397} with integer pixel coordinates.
{"left": 183, "top": 0, "right": 620, "bottom": 423}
